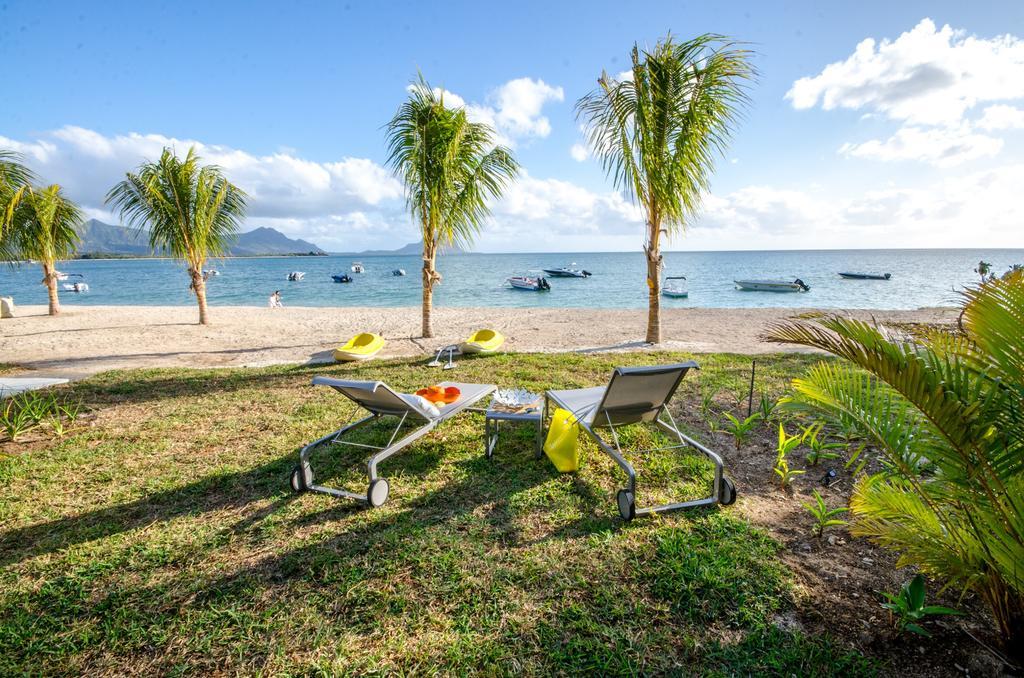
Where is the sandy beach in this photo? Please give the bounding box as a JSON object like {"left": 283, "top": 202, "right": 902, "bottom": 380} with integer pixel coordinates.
{"left": 1, "top": 304, "right": 957, "bottom": 379}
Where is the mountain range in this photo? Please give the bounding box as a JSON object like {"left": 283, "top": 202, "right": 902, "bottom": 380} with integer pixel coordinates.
{"left": 75, "top": 220, "right": 326, "bottom": 257}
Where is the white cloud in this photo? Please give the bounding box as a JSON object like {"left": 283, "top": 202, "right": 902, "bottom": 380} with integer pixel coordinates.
{"left": 787, "top": 18, "right": 1024, "bottom": 127}
{"left": 409, "top": 77, "right": 564, "bottom": 147}
{"left": 977, "top": 104, "right": 1024, "bottom": 130}
{"left": 838, "top": 125, "right": 1003, "bottom": 167}
{"left": 569, "top": 143, "right": 589, "bottom": 162}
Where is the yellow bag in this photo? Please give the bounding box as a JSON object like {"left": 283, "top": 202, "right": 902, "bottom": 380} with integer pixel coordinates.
{"left": 543, "top": 408, "right": 581, "bottom": 472}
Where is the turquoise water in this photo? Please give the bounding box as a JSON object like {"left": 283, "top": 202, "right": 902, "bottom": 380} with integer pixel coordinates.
{"left": 2, "top": 249, "right": 1020, "bottom": 310}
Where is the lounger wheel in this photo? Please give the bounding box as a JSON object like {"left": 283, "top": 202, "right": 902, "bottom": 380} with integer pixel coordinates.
{"left": 616, "top": 489, "right": 636, "bottom": 521}
{"left": 290, "top": 464, "right": 313, "bottom": 492}
{"left": 719, "top": 476, "right": 737, "bottom": 506}
{"left": 367, "top": 478, "right": 390, "bottom": 507}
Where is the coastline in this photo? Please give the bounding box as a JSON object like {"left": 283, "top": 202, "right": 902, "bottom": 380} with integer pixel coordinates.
{"left": 2, "top": 304, "right": 957, "bottom": 380}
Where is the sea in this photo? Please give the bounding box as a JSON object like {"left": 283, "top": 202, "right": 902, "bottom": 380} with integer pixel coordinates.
{"left": 1, "top": 249, "right": 1021, "bottom": 310}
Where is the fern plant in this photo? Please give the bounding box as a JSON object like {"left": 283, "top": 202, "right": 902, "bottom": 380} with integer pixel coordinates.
{"left": 768, "top": 271, "right": 1024, "bottom": 656}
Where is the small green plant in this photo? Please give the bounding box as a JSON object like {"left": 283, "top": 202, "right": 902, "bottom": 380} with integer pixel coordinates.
{"left": 707, "top": 415, "right": 721, "bottom": 437}
{"left": 730, "top": 387, "right": 749, "bottom": 410}
{"left": 1, "top": 394, "right": 42, "bottom": 441}
{"left": 802, "top": 422, "right": 845, "bottom": 466}
{"left": 757, "top": 393, "right": 778, "bottom": 422}
{"left": 49, "top": 398, "right": 82, "bottom": 437}
{"left": 773, "top": 424, "right": 805, "bottom": 489}
{"left": 802, "top": 490, "right": 848, "bottom": 537}
{"left": 881, "top": 574, "right": 962, "bottom": 637}
{"left": 699, "top": 387, "right": 719, "bottom": 418}
{"left": 721, "top": 412, "right": 761, "bottom": 450}
{"left": 844, "top": 442, "right": 868, "bottom": 477}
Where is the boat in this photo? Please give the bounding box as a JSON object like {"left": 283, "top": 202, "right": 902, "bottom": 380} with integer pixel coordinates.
{"left": 333, "top": 333, "right": 386, "bottom": 362}
{"left": 332, "top": 274, "right": 353, "bottom": 283}
{"left": 351, "top": 262, "right": 365, "bottom": 273}
{"left": 734, "top": 278, "right": 810, "bottom": 292}
{"left": 459, "top": 329, "right": 505, "bottom": 355}
{"left": 54, "top": 271, "right": 82, "bottom": 281}
{"left": 662, "top": 275, "right": 688, "bottom": 298}
{"left": 508, "top": 276, "right": 551, "bottom": 291}
{"left": 204, "top": 269, "right": 220, "bottom": 277}
{"left": 838, "top": 272, "right": 891, "bottom": 280}
{"left": 392, "top": 269, "right": 406, "bottom": 276}
{"left": 542, "top": 263, "right": 591, "bottom": 278}
{"left": 62, "top": 282, "right": 89, "bottom": 293}
{"left": 287, "top": 272, "right": 305, "bottom": 281}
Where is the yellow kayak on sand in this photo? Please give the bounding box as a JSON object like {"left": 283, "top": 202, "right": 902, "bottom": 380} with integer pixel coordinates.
{"left": 334, "top": 333, "right": 386, "bottom": 362}
{"left": 459, "top": 329, "right": 505, "bottom": 355}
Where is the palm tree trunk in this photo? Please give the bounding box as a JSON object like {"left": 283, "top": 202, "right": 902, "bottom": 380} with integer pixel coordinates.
{"left": 644, "top": 229, "right": 662, "bottom": 344}
{"left": 42, "top": 262, "right": 60, "bottom": 316}
{"left": 190, "top": 268, "right": 210, "bottom": 325}
{"left": 421, "top": 247, "right": 436, "bottom": 338}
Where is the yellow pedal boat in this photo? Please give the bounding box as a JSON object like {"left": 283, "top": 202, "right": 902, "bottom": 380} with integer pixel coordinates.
{"left": 459, "top": 329, "right": 505, "bottom": 355}
{"left": 333, "top": 333, "right": 386, "bottom": 362}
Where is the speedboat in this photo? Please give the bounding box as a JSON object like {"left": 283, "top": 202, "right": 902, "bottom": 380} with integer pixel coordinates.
{"left": 662, "top": 275, "right": 688, "bottom": 298}
{"left": 351, "top": 262, "right": 365, "bottom": 273}
{"left": 508, "top": 276, "right": 551, "bottom": 291}
{"left": 734, "top": 278, "right": 810, "bottom": 292}
{"left": 55, "top": 271, "right": 82, "bottom": 281}
{"left": 287, "top": 271, "right": 305, "bottom": 281}
{"left": 204, "top": 269, "right": 220, "bottom": 277}
{"left": 392, "top": 268, "right": 406, "bottom": 276}
{"left": 332, "top": 274, "right": 353, "bottom": 283}
{"left": 542, "top": 263, "right": 591, "bottom": 278}
{"left": 62, "top": 282, "right": 89, "bottom": 293}
{"left": 838, "top": 272, "right": 891, "bottom": 280}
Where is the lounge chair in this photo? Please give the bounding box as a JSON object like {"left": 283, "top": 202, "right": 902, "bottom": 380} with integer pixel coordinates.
{"left": 290, "top": 377, "right": 495, "bottom": 506}
{"left": 545, "top": 362, "right": 736, "bottom": 521}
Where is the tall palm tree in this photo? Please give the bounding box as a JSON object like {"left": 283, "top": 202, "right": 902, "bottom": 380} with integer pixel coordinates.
{"left": 5, "top": 184, "right": 83, "bottom": 315}
{"left": 0, "top": 150, "right": 35, "bottom": 249}
{"left": 576, "top": 35, "right": 754, "bottom": 343}
{"left": 106, "top": 147, "right": 247, "bottom": 325}
{"left": 767, "top": 272, "right": 1024, "bottom": 658}
{"left": 385, "top": 77, "right": 519, "bottom": 338}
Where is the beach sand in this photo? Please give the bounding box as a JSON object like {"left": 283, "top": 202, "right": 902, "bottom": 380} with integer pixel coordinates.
{"left": 2, "top": 304, "right": 957, "bottom": 379}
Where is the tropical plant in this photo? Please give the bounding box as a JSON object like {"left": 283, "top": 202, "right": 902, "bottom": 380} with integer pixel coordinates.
{"left": 0, "top": 150, "right": 34, "bottom": 246}
{"left": 575, "top": 35, "right": 754, "bottom": 343}
{"left": 802, "top": 489, "right": 848, "bottom": 537}
{"left": 801, "top": 422, "right": 845, "bottom": 466}
{"left": 385, "top": 77, "right": 519, "bottom": 338}
{"left": 699, "top": 386, "right": 719, "bottom": 418}
{"left": 721, "top": 411, "right": 761, "bottom": 450}
{"left": 767, "top": 271, "right": 1024, "bottom": 656}
{"left": 757, "top": 393, "right": 779, "bottom": 422}
{"left": 881, "top": 574, "right": 962, "bottom": 637}
{"left": 4, "top": 184, "right": 83, "bottom": 315}
{"left": 106, "top": 147, "right": 247, "bottom": 325}
{"left": 774, "top": 424, "right": 806, "bottom": 489}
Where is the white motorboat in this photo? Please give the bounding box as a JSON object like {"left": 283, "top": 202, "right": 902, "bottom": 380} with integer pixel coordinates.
{"left": 838, "top": 272, "right": 891, "bottom": 280}
{"left": 508, "top": 276, "right": 551, "bottom": 291}
{"left": 351, "top": 262, "right": 365, "bottom": 273}
{"left": 662, "top": 275, "right": 688, "bottom": 298}
{"left": 734, "top": 278, "right": 810, "bottom": 292}
{"left": 62, "top": 282, "right": 89, "bottom": 293}
{"left": 392, "top": 268, "right": 406, "bottom": 276}
{"left": 54, "top": 271, "right": 82, "bottom": 281}
{"left": 287, "top": 271, "right": 305, "bottom": 281}
{"left": 204, "top": 269, "right": 220, "bottom": 277}
{"left": 542, "top": 263, "right": 591, "bottom": 278}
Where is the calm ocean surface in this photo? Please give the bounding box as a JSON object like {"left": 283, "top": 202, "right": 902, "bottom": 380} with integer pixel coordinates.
{"left": 2, "top": 249, "right": 1021, "bottom": 310}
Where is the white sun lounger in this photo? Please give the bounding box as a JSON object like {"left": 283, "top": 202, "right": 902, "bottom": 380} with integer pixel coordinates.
{"left": 291, "top": 377, "right": 496, "bottom": 507}
{"left": 545, "top": 362, "right": 736, "bottom": 521}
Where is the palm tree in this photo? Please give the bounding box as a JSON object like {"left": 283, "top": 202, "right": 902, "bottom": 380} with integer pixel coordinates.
{"left": 0, "top": 150, "right": 35, "bottom": 248}
{"left": 385, "top": 77, "right": 519, "bottom": 338}
{"left": 106, "top": 147, "right": 247, "bottom": 325}
{"left": 5, "top": 184, "right": 83, "bottom": 315}
{"left": 767, "top": 272, "right": 1024, "bottom": 658}
{"left": 575, "top": 35, "right": 754, "bottom": 343}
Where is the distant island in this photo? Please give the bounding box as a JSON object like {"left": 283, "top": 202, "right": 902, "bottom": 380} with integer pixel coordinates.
{"left": 74, "top": 220, "right": 328, "bottom": 258}
{"left": 341, "top": 241, "right": 468, "bottom": 256}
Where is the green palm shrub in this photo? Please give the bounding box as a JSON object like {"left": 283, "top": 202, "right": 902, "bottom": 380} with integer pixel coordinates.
{"left": 768, "top": 272, "right": 1024, "bottom": 657}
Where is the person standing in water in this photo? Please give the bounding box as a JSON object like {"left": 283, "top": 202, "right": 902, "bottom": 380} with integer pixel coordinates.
{"left": 268, "top": 290, "right": 283, "bottom": 308}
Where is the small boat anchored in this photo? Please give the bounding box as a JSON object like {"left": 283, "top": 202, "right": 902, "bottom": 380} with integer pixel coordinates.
{"left": 542, "top": 263, "right": 591, "bottom": 278}
{"left": 287, "top": 271, "right": 305, "bottom": 281}
{"left": 662, "top": 275, "right": 688, "bottom": 298}
{"left": 734, "top": 278, "right": 810, "bottom": 293}
{"left": 838, "top": 272, "right": 891, "bottom": 280}
{"left": 351, "top": 262, "right": 365, "bottom": 273}
{"left": 62, "top": 282, "right": 89, "bottom": 293}
{"left": 508, "top": 276, "right": 551, "bottom": 291}
{"left": 332, "top": 274, "right": 353, "bottom": 283}
{"left": 392, "top": 268, "right": 406, "bottom": 277}
{"left": 54, "top": 271, "right": 83, "bottom": 281}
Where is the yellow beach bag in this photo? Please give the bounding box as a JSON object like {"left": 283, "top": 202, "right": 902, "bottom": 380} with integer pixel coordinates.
{"left": 543, "top": 408, "right": 581, "bottom": 472}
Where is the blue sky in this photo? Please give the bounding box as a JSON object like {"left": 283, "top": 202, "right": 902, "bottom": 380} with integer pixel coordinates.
{"left": 2, "top": 0, "right": 1022, "bottom": 252}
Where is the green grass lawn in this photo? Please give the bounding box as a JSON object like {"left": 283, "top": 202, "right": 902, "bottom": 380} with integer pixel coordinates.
{"left": 0, "top": 352, "right": 877, "bottom": 675}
